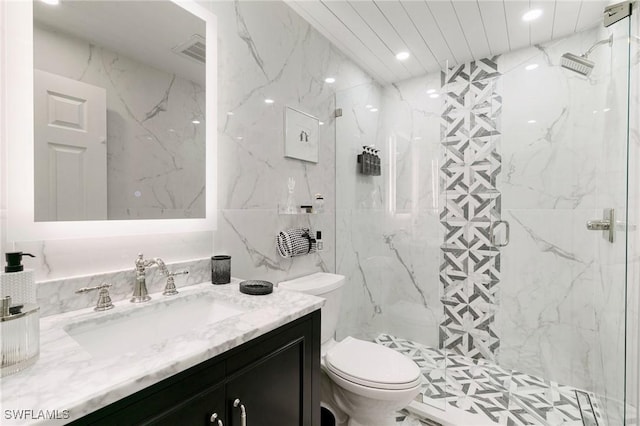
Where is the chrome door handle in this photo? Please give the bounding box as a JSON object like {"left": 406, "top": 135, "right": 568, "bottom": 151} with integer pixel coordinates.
{"left": 233, "top": 398, "right": 246, "bottom": 426}
{"left": 490, "top": 220, "right": 510, "bottom": 247}
{"left": 587, "top": 208, "right": 614, "bottom": 243}
{"left": 210, "top": 412, "right": 223, "bottom": 426}
{"left": 586, "top": 220, "right": 610, "bottom": 231}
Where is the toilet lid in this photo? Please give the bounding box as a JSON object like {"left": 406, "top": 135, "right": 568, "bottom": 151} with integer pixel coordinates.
{"left": 324, "top": 337, "right": 421, "bottom": 390}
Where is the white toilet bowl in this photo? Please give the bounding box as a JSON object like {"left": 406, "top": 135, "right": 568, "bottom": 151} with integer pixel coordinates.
{"left": 322, "top": 336, "right": 422, "bottom": 426}
{"left": 278, "top": 273, "right": 422, "bottom": 426}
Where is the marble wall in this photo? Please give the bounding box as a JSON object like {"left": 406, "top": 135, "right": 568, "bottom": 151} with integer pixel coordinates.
{"left": 34, "top": 25, "right": 206, "bottom": 221}
{"left": 211, "top": 0, "right": 373, "bottom": 285}
{"left": 2, "top": 1, "right": 374, "bottom": 287}
{"left": 335, "top": 76, "right": 443, "bottom": 348}
{"left": 497, "top": 26, "right": 628, "bottom": 425}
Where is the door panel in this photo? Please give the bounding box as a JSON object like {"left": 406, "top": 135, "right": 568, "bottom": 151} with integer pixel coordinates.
{"left": 34, "top": 69, "right": 107, "bottom": 221}
{"left": 227, "top": 340, "right": 303, "bottom": 426}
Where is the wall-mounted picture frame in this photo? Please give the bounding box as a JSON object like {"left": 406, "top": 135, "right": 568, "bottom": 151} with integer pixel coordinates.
{"left": 284, "top": 106, "right": 319, "bottom": 163}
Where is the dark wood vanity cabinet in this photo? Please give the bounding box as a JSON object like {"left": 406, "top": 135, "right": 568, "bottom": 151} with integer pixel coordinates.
{"left": 70, "top": 311, "right": 320, "bottom": 426}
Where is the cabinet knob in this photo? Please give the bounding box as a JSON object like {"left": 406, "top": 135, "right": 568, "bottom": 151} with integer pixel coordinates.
{"left": 210, "top": 412, "right": 223, "bottom": 426}
{"left": 233, "top": 399, "right": 247, "bottom": 426}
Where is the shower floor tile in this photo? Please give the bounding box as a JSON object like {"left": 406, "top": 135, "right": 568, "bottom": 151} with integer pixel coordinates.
{"left": 377, "top": 334, "right": 603, "bottom": 426}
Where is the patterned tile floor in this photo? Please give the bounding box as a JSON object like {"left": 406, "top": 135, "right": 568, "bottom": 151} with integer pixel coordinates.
{"left": 377, "top": 334, "right": 603, "bottom": 426}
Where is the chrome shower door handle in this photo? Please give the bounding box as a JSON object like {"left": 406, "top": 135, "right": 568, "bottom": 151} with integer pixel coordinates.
{"left": 490, "top": 220, "right": 510, "bottom": 247}
{"left": 587, "top": 208, "right": 615, "bottom": 243}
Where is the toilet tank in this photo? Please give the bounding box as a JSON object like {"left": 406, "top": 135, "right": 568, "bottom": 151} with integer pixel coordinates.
{"left": 278, "top": 272, "right": 344, "bottom": 345}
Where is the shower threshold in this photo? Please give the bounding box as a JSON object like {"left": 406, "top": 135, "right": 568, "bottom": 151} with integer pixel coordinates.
{"left": 376, "top": 334, "right": 605, "bottom": 426}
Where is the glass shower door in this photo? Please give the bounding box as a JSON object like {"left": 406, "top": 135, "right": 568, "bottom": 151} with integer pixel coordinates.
{"left": 494, "top": 13, "right": 631, "bottom": 426}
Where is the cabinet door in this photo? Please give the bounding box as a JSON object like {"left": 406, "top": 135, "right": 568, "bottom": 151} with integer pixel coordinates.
{"left": 227, "top": 339, "right": 304, "bottom": 426}
{"left": 143, "top": 384, "right": 225, "bottom": 426}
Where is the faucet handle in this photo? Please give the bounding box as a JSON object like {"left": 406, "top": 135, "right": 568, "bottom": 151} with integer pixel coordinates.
{"left": 76, "top": 283, "right": 114, "bottom": 311}
{"left": 162, "top": 270, "right": 188, "bottom": 296}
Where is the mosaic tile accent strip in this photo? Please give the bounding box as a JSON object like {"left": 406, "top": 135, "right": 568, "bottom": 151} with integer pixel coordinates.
{"left": 440, "top": 57, "right": 502, "bottom": 360}
{"left": 377, "top": 334, "right": 604, "bottom": 426}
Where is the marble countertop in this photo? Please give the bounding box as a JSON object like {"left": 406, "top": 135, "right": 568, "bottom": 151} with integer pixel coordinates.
{"left": 0, "top": 279, "right": 324, "bottom": 425}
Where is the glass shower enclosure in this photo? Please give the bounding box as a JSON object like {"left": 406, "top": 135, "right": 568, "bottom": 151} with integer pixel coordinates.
{"left": 335, "top": 3, "right": 637, "bottom": 425}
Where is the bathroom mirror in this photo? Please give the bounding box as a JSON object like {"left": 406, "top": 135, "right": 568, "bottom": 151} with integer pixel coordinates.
{"left": 4, "top": 0, "right": 217, "bottom": 240}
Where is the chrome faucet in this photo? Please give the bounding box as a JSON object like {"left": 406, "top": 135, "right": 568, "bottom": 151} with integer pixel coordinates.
{"left": 132, "top": 253, "right": 163, "bottom": 303}
{"left": 133, "top": 253, "right": 188, "bottom": 302}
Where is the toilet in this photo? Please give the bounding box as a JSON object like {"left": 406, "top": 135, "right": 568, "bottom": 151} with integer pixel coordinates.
{"left": 278, "top": 272, "right": 422, "bottom": 426}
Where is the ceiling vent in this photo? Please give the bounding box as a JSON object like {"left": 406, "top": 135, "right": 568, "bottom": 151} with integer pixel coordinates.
{"left": 172, "top": 34, "right": 206, "bottom": 64}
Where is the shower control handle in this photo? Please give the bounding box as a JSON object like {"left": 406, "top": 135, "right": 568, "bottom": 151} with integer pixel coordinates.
{"left": 586, "top": 208, "right": 615, "bottom": 243}
{"left": 586, "top": 220, "right": 610, "bottom": 231}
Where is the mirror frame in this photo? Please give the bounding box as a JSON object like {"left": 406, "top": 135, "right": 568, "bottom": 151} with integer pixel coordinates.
{"left": 4, "top": 0, "right": 217, "bottom": 241}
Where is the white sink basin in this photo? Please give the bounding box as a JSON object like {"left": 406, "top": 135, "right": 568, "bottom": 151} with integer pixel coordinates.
{"left": 64, "top": 292, "right": 246, "bottom": 358}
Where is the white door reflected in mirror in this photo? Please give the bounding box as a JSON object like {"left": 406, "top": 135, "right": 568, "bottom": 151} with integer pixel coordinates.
{"left": 34, "top": 70, "right": 107, "bottom": 221}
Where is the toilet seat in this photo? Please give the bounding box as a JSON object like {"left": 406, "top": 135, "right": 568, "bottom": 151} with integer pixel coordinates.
{"left": 324, "top": 337, "right": 421, "bottom": 391}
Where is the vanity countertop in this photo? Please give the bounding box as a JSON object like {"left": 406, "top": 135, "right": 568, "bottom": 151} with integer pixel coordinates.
{"left": 0, "top": 279, "right": 324, "bottom": 425}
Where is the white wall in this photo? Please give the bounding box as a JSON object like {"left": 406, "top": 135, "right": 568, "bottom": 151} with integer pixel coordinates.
{"left": 1, "top": 1, "right": 373, "bottom": 287}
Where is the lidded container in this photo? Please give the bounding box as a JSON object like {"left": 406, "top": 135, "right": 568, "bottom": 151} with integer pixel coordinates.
{"left": 0, "top": 252, "right": 39, "bottom": 376}
{"left": 0, "top": 296, "right": 40, "bottom": 376}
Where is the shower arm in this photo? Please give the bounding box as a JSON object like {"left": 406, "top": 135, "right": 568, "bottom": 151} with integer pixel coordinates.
{"left": 583, "top": 34, "right": 614, "bottom": 58}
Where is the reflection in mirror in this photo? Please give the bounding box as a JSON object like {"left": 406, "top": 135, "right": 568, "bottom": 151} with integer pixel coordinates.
{"left": 33, "top": 0, "right": 205, "bottom": 221}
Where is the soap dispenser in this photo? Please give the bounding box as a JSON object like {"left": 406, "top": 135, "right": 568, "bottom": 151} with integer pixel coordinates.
{"left": 0, "top": 252, "right": 36, "bottom": 305}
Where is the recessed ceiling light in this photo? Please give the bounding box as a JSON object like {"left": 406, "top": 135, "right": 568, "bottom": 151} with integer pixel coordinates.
{"left": 395, "top": 51, "right": 410, "bottom": 61}
{"left": 365, "top": 104, "right": 373, "bottom": 109}
{"left": 525, "top": 64, "right": 539, "bottom": 71}
{"left": 40, "top": 0, "right": 60, "bottom": 5}
{"left": 370, "top": 108, "right": 379, "bottom": 112}
{"left": 237, "top": 136, "right": 244, "bottom": 140}
{"left": 319, "top": 121, "right": 325, "bottom": 126}
{"left": 227, "top": 111, "right": 234, "bottom": 116}
{"left": 603, "top": 108, "right": 611, "bottom": 112}
{"left": 527, "top": 119, "right": 536, "bottom": 124}
{"left": 191, "top": 120, "right": 200, "bottom": 124}
{"left": 264, "top": 99, "right": 274, "bottom": 104}
{"left": 426, "top": 89, "right": 436, "bottom": 94}
{"left": 325, "top": 77, "right": 336, "bottom": 84}
{"left": 522, "top": 9, "right": 543, "bottom": 22}
{"left": 429, "top": 94, "right": 440, "bottom": 99}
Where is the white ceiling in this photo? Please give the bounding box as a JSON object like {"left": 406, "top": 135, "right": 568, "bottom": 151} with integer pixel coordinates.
{"left": 286, "top": 0, "right": 610, "bottom": 84}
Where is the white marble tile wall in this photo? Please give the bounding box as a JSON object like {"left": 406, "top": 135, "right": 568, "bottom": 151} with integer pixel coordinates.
{"left": 34, "top": 25, "right": 206, "bottom": 221}
{"left": 37, "top": 257, "right": 210, "bottom": 317}
{"left": 497, "top": 25, "right": 629, "bottom": 425}
{"left": 210, "top": 0, "right": 373, "bottom": 286}
{"left": 335, "top": 74, "right": 443, "bottom": 347}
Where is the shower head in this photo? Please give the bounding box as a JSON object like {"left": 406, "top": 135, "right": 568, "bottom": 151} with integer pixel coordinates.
{"left": 560, "top": 34, "right": 613, "bottom": 77}
{"left": 561, "top": 53, "right": 595, "bottom": 76}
